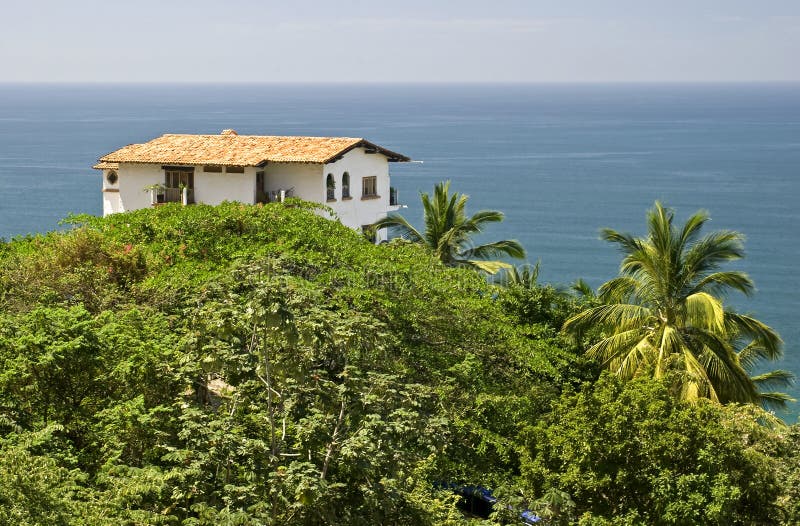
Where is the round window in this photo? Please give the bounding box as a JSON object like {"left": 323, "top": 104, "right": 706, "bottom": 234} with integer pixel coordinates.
{"left": 106, "top": 170, "right": 118, "bottom": 184}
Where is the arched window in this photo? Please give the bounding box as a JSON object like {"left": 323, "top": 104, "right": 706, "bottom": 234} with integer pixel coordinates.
{"left": 326, "top": 173, "right": 335, "bottom": 201}
{"left": 342, "top": 172, "right": 350, "bottom": 198}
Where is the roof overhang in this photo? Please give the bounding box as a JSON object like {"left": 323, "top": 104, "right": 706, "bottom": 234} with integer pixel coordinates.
{"left": 92, "top": 161, "right": 119, "bottom": 170}
{"left": 323, "top": 139, "right": 411, "bottom": 164}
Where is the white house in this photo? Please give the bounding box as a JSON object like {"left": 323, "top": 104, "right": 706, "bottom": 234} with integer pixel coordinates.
{"left": 94, "top": 129, "right": 410, "bottom": 241}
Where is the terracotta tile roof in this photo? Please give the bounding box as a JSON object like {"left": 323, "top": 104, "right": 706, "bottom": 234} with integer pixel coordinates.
{"left": 97, "top": 131, "right": 410, "bottom": 167}
{"left": 93, "top": 161, "right": 119, "bottom": 170}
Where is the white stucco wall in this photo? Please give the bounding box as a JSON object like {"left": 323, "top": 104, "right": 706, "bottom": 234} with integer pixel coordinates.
{"left": 262, "top": 162, "right": 322, "bottom": 201}
{"left": 102, "top": 191, "right": 124, "bottom": 215}
{"left": 116, "top": 164, "right": 163, "bottom": 213}
{"left": 194, "top": 168, "right": 256, "bottom": 205}
{"left": 101, "top": 168, "right": 123, "bottom": 215}
{"left": 108, "top": 163, "right": 257, "bottom": 216}
{"left": 323, "top": 148, "right": 393, "bottom": 236}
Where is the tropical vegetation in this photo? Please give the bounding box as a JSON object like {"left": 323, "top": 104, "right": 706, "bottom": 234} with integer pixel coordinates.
{"left": 563, "top": 201, "right": 793, "bottom": 409}
{"left": 0, "top": 198, "right": 797, "bottom": 525}
{"left": 375, "top": 181, "right": 525, "bottom": 273}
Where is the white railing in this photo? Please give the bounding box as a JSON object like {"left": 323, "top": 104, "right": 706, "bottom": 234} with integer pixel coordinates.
{"left": 150, "top": 187, "right": 194, "bottom": 205}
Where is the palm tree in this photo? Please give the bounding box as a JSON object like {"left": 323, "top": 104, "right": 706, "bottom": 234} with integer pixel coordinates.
{"left": 498, "top": 261, "right": 540, "bottom": 288}
{"left": 562, "top": 201, "right": 793, "bottom": 409}
{"left": 375, "top": 181, "right": 525, "bottom": 273}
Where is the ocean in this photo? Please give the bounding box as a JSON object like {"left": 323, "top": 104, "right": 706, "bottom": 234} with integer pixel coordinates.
{"left": 1, "top": 83, "right": 798, "bottom": 419}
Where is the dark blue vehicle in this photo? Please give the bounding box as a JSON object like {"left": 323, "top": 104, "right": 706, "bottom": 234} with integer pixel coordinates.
{"left": 436, "top": 482, "right": 542, "bottom": 524}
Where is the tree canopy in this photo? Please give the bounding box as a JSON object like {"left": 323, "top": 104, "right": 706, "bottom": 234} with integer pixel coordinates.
{"left": 0, "top": 200, "right": 796, "bottom": 525}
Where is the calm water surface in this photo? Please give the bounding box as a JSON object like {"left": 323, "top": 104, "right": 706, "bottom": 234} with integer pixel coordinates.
{"left": 1, "top": 83, "right": 798, "bottom": 419}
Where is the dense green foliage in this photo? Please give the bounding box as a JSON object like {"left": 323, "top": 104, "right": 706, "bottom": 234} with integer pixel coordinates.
{"left": 0, "top": 201, "right": 797, "bottom": 524}
{"left": 520, "top": 374, "right": 785, "bottom": 524}
{"left": 564, "top": 201, "right": 792, "bottom": 409}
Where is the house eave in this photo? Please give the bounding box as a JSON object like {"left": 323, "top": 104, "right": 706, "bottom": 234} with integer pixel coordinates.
{"left": 323, "top": 140, "right": 412, "bottom": 164}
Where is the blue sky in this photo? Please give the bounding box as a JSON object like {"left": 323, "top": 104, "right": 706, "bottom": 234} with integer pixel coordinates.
{"left": 1, "top": 0, "right": 798, "bottom": 82}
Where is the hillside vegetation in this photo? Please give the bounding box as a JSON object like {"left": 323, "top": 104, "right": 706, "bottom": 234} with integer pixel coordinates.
{"left": 0, "top": 201, "right": 798, "bottom": 525}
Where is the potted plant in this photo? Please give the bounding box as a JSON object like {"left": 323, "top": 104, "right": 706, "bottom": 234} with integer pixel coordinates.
{"left": 143, "top": 183, "right": 166, "bottom": 204}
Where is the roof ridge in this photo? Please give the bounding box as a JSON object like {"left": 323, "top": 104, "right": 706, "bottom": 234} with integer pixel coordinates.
{"left": 161, "top": 133, "right": 363, "bottom": 140}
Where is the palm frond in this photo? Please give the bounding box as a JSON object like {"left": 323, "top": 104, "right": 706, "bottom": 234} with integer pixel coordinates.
{"left": 756, "top": 391, "right": 796, "bottom": 412}
{"left": 691, "top": 329, "right": 758, "bottom": 404}
{"left": 689, "top": 271, "right": 753, "bottom": 298}
{"left": 374, "top": 214, "right": 424, "bottom": 243}
{"left": 736, "top": 341, "right": 772, "bottom": 371}
{"left": 682, "top": 230, "right": 747, "bottom": 281}
{"left": 601, "top": 228, "right": 643, "bottom": 255}
{"left": 677, "top": 208, "right": 710, "bottom": 252}
{"left": 597, "top": 276, "right": 638, "bottom": 303}
{"left": 680, "top": 346, "right": 719, "bottom": 403}
{"left": 684, "top": 292, "right": 725, "bottom": 332}
{"left": 563, "top": 303, "right": 651, "bottom": 334}
{"left": 461, "top": 259, "right": 512, "bottom": 274}
{"left": 725, "top": 311, "right": 783, "bottom": 360}
{"left": 751, "top": 369, "right": 795, "bottom": 391}
{"left": 465, "top": 239, "right": 526, "bottom": 260}
{"left": 571, "top": 278, "right": 596, "bottom": 299}
{"left": 611, "top": 335, "right": 654, "bottom": 379}
{"left": 584, "top": 329, "right": 651, "bottom": 376}
{"left": 465, "top": 210, "right": 505, "bottom": 229}
{"left": 646, "top": 201, "right": 675, "bottom": 256}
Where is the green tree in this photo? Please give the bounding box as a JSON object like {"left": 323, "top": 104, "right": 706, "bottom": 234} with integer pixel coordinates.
{"left": 563, "top": 201, "right": 792, "bottom": 407}
{"left": 519, "top": 374, "right": 783, "bottom": 525}
{"left": 375, "top": 181, "right": 525, "bottom": 273}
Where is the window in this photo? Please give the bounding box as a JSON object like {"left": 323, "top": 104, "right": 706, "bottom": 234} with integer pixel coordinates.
{"left": 164, "top": 169, "right": 194, "bottom": 203}
{"left": 226, "top": 166, "right": 244, "bottom": 174}
{"left": 342, "top": 172, "right": 350, "bottom": 199}
{"left": 203, "top": 165, "right": 222, "bottom": 173}
{"left": 256, "top": 171, "right": 266, "bottom": 203}
{"left": 362, "top": 176, "right": 378, "bottom": 198}
{"left": 106, "top": 170, "right": 118, "bottom": 185}
{"left": 165, "top": 170, "right": 194, "bottom": 188}
{"left": 326, "top": 173, "right": 336, "bottom": 201}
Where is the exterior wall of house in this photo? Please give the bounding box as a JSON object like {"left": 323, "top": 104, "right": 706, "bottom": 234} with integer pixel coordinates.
{"left": 323, "top": 148, "right": 395, "bottom": 240}
{"left": 262, "top": 162, "right": 322, "bottom": 202}
{"left": 101, "top": 168, "right": 124, "bottom": 215}
{"left": 194, "top": 167, "right": 256, "bottom": 206}
{"left": 106, "top": 163, "right": 257, "bottom": 216}
{"left": 117, "top": 163, "right": 163, "bottom": 213}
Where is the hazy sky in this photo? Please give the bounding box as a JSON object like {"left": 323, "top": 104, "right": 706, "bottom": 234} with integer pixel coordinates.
{"left": 2, "top": 0, "right": 798, "bottom": 82}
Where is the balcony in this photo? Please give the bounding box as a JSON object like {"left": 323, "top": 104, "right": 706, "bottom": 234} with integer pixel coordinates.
{"left": 150, "top": 186, "right": 194, "bottom": 205}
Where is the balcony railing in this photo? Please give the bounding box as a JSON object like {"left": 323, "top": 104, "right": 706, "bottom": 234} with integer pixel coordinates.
{"left": 389, "top": 186, "right": 399, "bottom": 206}
{"left": 151, "top": 187, "right": 194, "bottom": 205}
{"left": 263, "top": 187, "right": 294, "bottom": 203}
{"left": 163, "top": 187, "right": 182, "bottom": 203}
